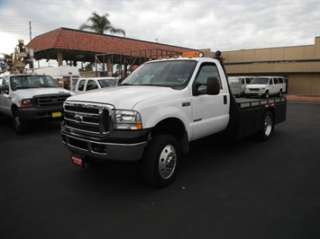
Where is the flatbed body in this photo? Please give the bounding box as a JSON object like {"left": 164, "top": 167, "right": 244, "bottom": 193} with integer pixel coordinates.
{"left": 227, "top": 96, "right": 287, "bottom": 139}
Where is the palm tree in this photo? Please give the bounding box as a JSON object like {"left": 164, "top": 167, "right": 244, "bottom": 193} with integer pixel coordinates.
{"left": 80, "top": 12, "right": 126, "bottom": 36}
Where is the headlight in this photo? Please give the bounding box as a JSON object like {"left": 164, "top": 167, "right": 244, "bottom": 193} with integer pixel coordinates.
{"left": 20, "top": 99, "right": 33, "bottom": 108}
{"left": 113, "top": 110, "right": 143, "bottom": 130}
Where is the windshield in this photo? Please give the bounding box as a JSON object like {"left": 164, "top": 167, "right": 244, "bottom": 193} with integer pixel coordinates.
{"left": 10, "top": 75, "right": 59, "bottom": 90}
{"left": 121, "top": 60, "right": 197, "bottom": 89}
{"left": 250, "top": 78, "right": 269, "bottom": 84}
{"left": 98, "top": 79, "right": 117, "bottom": 88}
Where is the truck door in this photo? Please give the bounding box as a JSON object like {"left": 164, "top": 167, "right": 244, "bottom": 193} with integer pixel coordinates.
{"left": 269, "top": 78, "right": 275, "bottom": 94}
{"left": 273, "top": 78, "right": 279, "bottom": 94}
{"left": 190, "top": 62, "right": 229, "bottom": 140}
{"left": 0, "top": 77, "right": 11, "bottom": 115}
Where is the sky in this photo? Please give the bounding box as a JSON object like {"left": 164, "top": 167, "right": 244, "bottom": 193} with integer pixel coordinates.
{"left": 0, "top": 0, "right": 320, "bottom": 55}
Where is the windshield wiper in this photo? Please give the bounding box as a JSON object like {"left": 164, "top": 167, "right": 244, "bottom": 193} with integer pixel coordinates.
{"left": 14, "top": 87, "right": 34, "bottom": 90}
{"left": 120, "top": 83, "right": 134, "bottom": 86}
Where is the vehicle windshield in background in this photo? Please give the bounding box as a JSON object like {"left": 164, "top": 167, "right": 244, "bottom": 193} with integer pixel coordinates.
{"left": 10, "top": 75, "right": 59, "bottom": 90}
{"left": 98, "top": 79, "right": 117, "bottom": 88}
{"left": 121, "top": 60, "right": 197, "bottom": 89}
{"left": 228, "top": 78, "right": 240, "bottom": 83}
{"left": 250, "top": 78, "right": 269, "bottom": 84}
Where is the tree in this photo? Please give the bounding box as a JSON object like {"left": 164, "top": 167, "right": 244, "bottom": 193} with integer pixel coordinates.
{"left": 80, "top": 12, "right": 126, "bottom": 36}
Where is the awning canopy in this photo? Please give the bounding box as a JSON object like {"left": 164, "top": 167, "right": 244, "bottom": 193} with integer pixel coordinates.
{"left": 27, "top": 28, "right": 198, "bottom": 64}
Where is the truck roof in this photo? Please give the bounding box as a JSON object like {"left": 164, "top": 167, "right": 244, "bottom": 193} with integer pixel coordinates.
{"left": 147, "top": 57, "right": 220, "bottom": 64}
{"left": 6, "top": 73, "right": 47, "bottom": 77}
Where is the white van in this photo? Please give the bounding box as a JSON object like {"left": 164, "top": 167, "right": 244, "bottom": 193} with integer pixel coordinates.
{"left": 245, "top": 76, "right": 286, "bottom": 98}
{"left": 34, "top": 66, "right": 80, "bottom": 91}
{"left": 228, "top": 76, "right": 252, "bottom": 97}
{"left": 74, "top": 77, "right": 119, "bottom": 94}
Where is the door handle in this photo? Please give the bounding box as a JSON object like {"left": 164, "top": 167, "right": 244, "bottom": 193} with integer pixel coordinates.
{"left": 223, "top": 95, "right": 227, "bottom": 104}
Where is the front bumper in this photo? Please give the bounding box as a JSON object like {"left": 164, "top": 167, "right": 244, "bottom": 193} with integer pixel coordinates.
{"left": 245, "top": 90, "right": 265, "bottom": 96}
{"left": 19, "top": 105, "right": 64, "bottom": 120}
{"left": 61, "top": 128, "right": 149, "bottom": 161}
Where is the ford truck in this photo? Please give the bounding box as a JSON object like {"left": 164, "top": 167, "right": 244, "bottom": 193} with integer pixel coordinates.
{"left": 61, "top": 57, "right": 286, "bottom": 187}
{"left": 0, "top": 74, "right": 72, "bottom": 133}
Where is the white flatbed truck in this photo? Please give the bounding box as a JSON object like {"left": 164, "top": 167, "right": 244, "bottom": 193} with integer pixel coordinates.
{"left": 61, "top": 56, "right": 286, "bottom": 187}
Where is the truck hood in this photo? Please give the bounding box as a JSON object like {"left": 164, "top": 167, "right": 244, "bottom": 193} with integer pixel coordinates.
{"left": 246, "top": 84, "right": 267, "bottom": 89}
{"left": 66, "top": 86, "right": 179, "bottom": 109}
{"left": 13, "top": 88, "right": 71, "bottom": 99}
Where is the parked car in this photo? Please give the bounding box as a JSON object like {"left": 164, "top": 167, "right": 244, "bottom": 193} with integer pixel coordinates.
{"left": 61, "top": 57, "right": 286, "bottom": 187}
{"left": 245, "top": 76, "right": 286, "bottom": 98}
{"left": 0, "top": 74, "right": 72, "bottom": 133}
{"left": 74, "top": 77, "right": 119, "bottom": 94}
{"left": 228, "top": 76, "right": 252, "bottom": 97}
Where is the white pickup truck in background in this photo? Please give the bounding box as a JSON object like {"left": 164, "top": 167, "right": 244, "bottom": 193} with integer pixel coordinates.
{"left": 74, "top": 77, "right": 119, "bottom": 94}
{"left": 0, "top": 74, "right": 72, "bottom": 133}
{"left": 61, "top": 57, "right": 287, "bottom": 187}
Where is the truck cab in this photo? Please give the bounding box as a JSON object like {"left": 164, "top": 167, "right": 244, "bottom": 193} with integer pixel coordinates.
{"left": 0, "top": 74, "right": 72, "bottom": 133}
{"left": 61, "top": 57, "right": 286, "bottom": 187}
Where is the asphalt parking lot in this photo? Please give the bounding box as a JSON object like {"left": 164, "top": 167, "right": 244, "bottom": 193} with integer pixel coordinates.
{"left": 1, "top": 103, "right": 320, "bottom": 239}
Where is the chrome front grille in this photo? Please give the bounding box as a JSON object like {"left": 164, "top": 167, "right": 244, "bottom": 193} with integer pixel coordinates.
{"left": 35, "top": 94, "right": 70, "bottom": 107}
{"left": 63, "top": 102, "right": 113, "bottom": 135}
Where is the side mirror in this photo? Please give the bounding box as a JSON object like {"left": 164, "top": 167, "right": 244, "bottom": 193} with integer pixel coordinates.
{"left": 207, "top": 77, "right": 220, "bottom": 95}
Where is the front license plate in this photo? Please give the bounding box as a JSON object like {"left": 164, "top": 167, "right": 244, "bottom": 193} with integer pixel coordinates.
{"left": 52, "top": 112, "right": 62, "bottom": 118}
{"left": 71, "top": 155, "right": 83, "bottom": 167}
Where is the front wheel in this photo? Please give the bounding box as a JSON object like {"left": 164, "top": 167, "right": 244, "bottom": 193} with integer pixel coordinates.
{"left": 139, "top": 134, "right": 180, "bottom": 188}
{"left": 264, "top": 91, "right": 270, "bottom": 99}
{"left": 279, "top": 89, "right": 283, "bottom": 96}
{"left": 12, "top": 109, "right": 27, "bottom": 134}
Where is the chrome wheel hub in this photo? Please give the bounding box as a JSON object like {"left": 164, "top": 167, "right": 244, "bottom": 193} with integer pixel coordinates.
{"left": 158, "top": 144, "right": 177, "bottom": 179}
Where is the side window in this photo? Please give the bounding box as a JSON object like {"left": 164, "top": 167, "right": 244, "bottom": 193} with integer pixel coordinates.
{"left": 194, "top": 63, "right": 221, "bottom": 94}
{"left": 269, "top": 79, "right": 273, "bottom": 85}
{"left": 77, "top": 80, "right": 86, "bottom": 91}
{"left": 279, "top": 78, "right": 283, "bottom": 83}
{"left": 274, "top": 78, "right": 279, "bottom": 84}
{"left": 241, "top": 79, "right": 245, "bottom": 84}
{"left": 86, "top": 80, "right": 98, "bottom": 91}
{"left": 245, "top": 78, "right": 251, "bottom": 84}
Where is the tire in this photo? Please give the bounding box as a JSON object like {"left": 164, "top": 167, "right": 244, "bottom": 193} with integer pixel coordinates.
{"left": 279, "top": 89, "right": 283, "bottom": 96}
{"left": 12, "top": 109, "right": 27, "bottom": 134}
{"left": 264, "top": 91, "right": 270, "bottom": 99}
{"left": 257, "top": 111, "right": 274, "bottom": 141}
{"left": 139, "top": 134, "right": 180, "bottom": 188}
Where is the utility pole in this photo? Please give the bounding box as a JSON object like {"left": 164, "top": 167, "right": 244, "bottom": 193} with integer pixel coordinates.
{"left": 28, "top": 20, "right": 34, "bottom": 72}
{"left": 29, "top": 21, "right": 32, "bottom": 41}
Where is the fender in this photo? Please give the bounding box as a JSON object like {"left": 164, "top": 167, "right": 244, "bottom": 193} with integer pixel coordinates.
{"left": 140, "top": 105, "right": 191, "bottom": 141}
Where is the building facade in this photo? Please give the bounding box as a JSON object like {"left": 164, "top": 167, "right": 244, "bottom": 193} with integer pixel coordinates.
{"left": 222, "top": 37, "right": 320, "bottom": 96}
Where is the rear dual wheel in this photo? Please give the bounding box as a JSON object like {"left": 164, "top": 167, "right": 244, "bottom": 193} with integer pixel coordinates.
{"left": 257, "top": 111, "right": 274, "bottom": 141}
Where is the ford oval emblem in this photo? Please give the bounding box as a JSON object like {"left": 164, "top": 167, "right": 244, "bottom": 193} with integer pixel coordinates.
{"left": 74, "top": 114, "right": 83, "bottom": 123}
